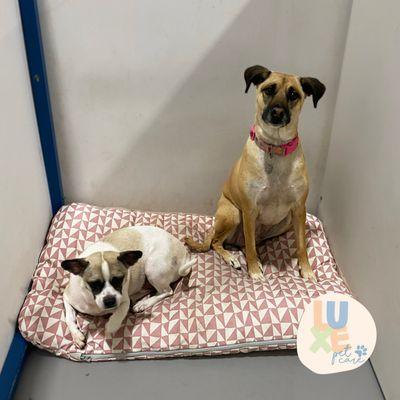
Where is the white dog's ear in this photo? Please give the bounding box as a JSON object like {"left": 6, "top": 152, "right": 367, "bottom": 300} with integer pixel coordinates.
{"left": 61, "top": 258, "right": 89, "bottom": 275}
{"left": 117, "top": 250, "right": 143, "bottom": 268}
{"left": 244, "top": 65, "right": 271, "bottom": 93}
{"left": 300, "top": 77, "right": 326, "bottom": 108}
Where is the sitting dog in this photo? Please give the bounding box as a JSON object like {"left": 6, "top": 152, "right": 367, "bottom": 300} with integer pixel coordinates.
{"left": 62, "top": 226, "right": 194, "bottom": 348}
{"left": 186, "top": 65, "right": 325, "bottom": 281}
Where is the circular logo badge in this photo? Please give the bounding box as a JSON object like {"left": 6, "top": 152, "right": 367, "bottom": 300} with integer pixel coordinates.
{"left": 297, "top": 293, "right": 376, "bottom": 374}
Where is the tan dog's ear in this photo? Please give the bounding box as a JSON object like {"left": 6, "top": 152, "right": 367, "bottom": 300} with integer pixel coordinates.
{"left": 61, "top": 258, "right": 89, "bottom": 275}
{"left": 300, "top": 77, "right": 326, "bottom": 108}
{"left": 117, "top": 250, "right": 143, "bottom": 268}
{"left": 244, "top": 65, "right": 271, "bottom": 93}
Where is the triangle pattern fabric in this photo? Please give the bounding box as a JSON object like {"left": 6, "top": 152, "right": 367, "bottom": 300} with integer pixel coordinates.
{"left": 18, "top": 203, "right": 350, "bottom": 361}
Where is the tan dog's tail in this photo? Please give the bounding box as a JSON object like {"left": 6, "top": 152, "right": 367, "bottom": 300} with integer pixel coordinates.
{"left": 184, "top": 228, "right": 214, "bottom": 252}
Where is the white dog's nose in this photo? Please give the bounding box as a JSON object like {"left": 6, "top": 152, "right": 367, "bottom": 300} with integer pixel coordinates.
{"left": 103, "top": 295, "right": 116, "bottom": 309}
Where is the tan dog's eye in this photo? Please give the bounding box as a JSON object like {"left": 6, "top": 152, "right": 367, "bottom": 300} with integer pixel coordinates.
{"left": 263, "top": 85, "right": 276, "bottom": 96}
{"left": 287, "top": 88, "right": 299, "bottom": 101}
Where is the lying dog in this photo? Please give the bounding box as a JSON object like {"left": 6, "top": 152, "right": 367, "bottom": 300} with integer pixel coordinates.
{"left": 186, "top": 65, "right": 325, "bottom": 281}
{"left": 62, "top": 226, "right": 194, "bottom": 348}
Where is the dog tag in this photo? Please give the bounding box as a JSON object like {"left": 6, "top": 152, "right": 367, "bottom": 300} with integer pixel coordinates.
{"left": 266, "top": 163, "right": 273, "bottom": 174}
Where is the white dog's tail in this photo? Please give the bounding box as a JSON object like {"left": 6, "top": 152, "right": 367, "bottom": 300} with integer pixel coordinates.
{"left": 178, "top": 256, "right": 196, "bottom": 277}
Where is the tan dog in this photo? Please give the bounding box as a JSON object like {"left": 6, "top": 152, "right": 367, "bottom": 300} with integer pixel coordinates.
{"left": 186, "top": 65, "right": 325, "bottom": 281}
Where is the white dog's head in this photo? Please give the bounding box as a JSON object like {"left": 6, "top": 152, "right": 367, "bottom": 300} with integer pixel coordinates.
{"left": 61, "top": 250, "right": 142, "bottom": 311}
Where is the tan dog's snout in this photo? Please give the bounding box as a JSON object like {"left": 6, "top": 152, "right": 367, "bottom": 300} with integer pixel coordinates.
{"left": 262, "top": 104, "right": 290, "bottom": 127}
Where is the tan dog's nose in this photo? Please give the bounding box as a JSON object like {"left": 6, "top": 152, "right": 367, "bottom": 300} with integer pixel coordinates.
{"left": 271, "top": 106, "right": 285, "bottom": 119}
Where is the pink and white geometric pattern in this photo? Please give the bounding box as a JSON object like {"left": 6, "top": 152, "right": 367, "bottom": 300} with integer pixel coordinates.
{"left": 18, "top": 203, "right": 350, "bottom": 361}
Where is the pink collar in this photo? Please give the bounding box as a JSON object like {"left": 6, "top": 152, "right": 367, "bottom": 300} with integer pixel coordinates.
{"left": 250, "top": 125, "right": 299, "bottom": 156}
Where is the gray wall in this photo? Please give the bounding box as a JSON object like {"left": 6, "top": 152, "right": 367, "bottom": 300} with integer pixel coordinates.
{"left": 319, "top": 1, "right": 400, "bottom": 398}
{"left": 38, "top": 0, "right": 352, "bottom": 214}
{"left": 0, "top": 2, "right": 52, "bottom": 366}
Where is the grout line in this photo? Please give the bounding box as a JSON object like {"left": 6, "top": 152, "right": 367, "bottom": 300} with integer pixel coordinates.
{"left": 369, "top": 360, "right": 387, "bottom": 400}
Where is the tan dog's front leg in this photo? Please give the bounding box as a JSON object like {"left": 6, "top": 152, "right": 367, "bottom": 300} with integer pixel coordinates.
{"left": 292, "top": 203, "right": 316, "bottom": 281}
{"left": 211, "top": 194, "right": 242, "bottom": 270}
{"left": 242, "top": 210, "right": 264, "bottom": 281}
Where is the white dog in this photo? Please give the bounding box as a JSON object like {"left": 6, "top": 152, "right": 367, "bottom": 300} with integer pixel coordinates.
{"left": 61, "top": 226, "right": 194, "bottom": 348}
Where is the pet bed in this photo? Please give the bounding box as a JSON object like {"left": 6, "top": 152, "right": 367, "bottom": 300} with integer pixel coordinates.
{"left": 18, "top": 203, "right": 350, "bottom": 361}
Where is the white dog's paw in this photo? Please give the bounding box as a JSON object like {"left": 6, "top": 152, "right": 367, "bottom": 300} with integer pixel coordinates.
{"left": 72, "top": 329, "right": 86, "bottom": 349}
{"left": 133, "top": 298, "right": 151, "bottom": 313}
{"left": 105, "top": 320, "right": 121, "bottom": 335}
{"left": 222, "top": 253, "right": 241, "bottom": 270}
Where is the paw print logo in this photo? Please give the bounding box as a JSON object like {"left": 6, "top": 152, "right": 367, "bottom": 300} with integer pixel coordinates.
{"left": 355, "top": 345, "right": 368, "bottom": 357}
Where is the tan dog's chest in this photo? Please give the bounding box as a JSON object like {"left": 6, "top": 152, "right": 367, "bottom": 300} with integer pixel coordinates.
{"left": 251, "top": 148, "right": 308, "bottom": 227}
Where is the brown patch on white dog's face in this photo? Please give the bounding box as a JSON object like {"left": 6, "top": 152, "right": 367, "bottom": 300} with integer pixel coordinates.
{"left": 244, "top": 65, "right": 326, "bottom": 129}
{"left": 81, "top": 252, "right": 127, "bottom": 298}
{"left": 80, "top": 253, "right": 103, "bottom": 283}
{"left": 62, "top": 250, "right": 142, "bottom": 311}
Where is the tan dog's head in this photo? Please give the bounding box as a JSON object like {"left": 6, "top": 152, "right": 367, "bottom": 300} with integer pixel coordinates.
{"left": 244, "top": 65, "right": 325, "bottom": 132}
{"left": 61, "top": 250, "right": 142, "bottom": 311}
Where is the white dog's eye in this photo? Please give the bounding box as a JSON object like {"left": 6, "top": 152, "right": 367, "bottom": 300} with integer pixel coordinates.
{"left": 110, "top": 276, "right": 124, "bottom": 291}
{"left": 88, "top": 280, "right": 104, "bottom": 295}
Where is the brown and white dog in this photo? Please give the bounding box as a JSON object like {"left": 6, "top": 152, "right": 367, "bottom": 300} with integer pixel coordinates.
{"left": 186, "top": 65, "right": 325, "bottom": 281}
{"left": 62, "top": 226, "right": 194, "bottom": 348}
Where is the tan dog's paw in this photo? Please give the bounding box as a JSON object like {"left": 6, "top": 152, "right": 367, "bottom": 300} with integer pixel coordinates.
{"left": 300, "top": 265, "right": 317, "bottom": 282}
{"left": 72, "top": 329, "right": 86, "bottom": 349}
{"left": 222, "top": 253, "right": 241, "bottom": 270}
{"left": 248, "top": 261, "right": 265, "bottom": 281}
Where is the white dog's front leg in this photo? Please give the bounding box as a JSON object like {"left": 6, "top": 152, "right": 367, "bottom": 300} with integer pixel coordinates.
{"left": 105, "top": 300, "right": 130, "bottom": 335}
{"left": 63, "top": 293, "right": 86, "bottom": 349}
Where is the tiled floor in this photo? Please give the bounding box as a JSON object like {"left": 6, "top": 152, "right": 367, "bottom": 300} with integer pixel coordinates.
{"left": 14, "top": 347, "right": 384, "bottom": 400}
